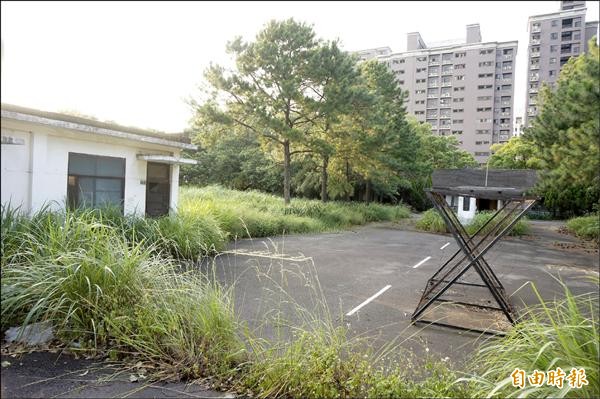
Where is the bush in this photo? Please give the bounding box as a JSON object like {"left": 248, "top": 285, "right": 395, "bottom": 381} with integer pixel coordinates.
{"left": 415, "top": 209, "right": 530, "bottom": 236}
{"left": 462, "top": 279, "right": 599, "bottom": 398}
{"left": 566, "top": 214, "right": 599, "bottom": 242}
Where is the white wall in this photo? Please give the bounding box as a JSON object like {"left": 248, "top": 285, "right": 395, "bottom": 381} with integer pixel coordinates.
{"left": 457, "top": 196, "right": 477, "bottom": 224}
{"left": 0, "top": 128, "right": 31, "bottom": 210}
{"left": 1, "top": 123, "right": 181, "bottom": 216}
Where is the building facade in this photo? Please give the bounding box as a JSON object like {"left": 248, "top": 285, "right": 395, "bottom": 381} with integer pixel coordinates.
{"left": 356, "top": 24, "right": 518, "bottom": 165}
{"left": 1, "top": 104, "right": 197, "bottom": 216}
{"left": 525, "top": 0, "right": 599, "bottom": 124}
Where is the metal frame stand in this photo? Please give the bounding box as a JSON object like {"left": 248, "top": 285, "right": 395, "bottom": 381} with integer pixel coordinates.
{"left": 411, "top": 190, "right": 537, "bottom": 335}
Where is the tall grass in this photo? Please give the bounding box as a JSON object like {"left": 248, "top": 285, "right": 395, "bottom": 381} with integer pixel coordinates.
{"left": 566, "top": 214, "right": 599, "bottom": 243}
{"left": 1, "top": 205, "right": 242, "bottom": 378}
{"left": 179, "top": 185, "right": 410, "bottom": 240}
{"left": 462, "top": 278, "right": 599, "bottom": 398}
{"left": 415, "top": 208, "right": 530, "bottom": 236}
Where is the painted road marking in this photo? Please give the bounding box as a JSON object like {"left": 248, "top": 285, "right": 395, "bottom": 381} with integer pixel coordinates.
{"left": 346, "top": 285, "right": 392, "bottom": 316}
{"left": 440, "top": 242, "right": 450, "bottom": 250}
{"left": 412, "top": 256, "right": 432, "bottom": 269}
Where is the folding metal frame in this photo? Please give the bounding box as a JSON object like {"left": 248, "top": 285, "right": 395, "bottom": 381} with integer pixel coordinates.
{"left": 411, "top": 188, "right": 537, "bottom": 335}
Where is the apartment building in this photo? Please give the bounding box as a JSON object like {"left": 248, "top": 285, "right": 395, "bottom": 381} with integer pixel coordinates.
{"left": 525, "top": 0, "right": 599, "bottom": 124}
{"left": 356, "top": 24, "right": 517, "bottom": 165}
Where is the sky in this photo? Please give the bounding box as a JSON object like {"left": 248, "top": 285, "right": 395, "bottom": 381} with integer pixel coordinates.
{"left": 1, "top": 1, "right": 599, "bottom": 133}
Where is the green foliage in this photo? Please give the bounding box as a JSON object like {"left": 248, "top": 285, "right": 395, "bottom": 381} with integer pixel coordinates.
{"left": 465, "top": 211, "right": 530, "bottom": 237}
{"left": 415, "top": 208, "right": 530, "bottom": 236}
{"left": 415, "top": 209, "right": 448, "bottom": 233}
{"left": 463, "top": 279, "right": 599, "bottom": 398}
{"left": 524, "top": 38, "right": 600, "bottom": 215}
{"left": 566, "top": 214, "right": 599, "bottom": 242}
{"left": 0, "top": 207, "right": 242, "bottom": 378}
{"left": 180, "top": 133, "right": 282, "bottom": 194}
{"left": 179, "top": 185, "right": 410, "bottom": 240}
{"left": 489, "top": 136, "right": 543, "bottom": 170}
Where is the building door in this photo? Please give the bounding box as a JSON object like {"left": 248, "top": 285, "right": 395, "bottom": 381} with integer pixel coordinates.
{"left": 146, "top": 162, "right": 170, "bottom": 217}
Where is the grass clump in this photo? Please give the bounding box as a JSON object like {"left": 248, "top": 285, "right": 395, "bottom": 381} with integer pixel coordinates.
{"left": 179, "top": 185, "right": 410, "bottom": 240}
{"left": 415, "top": 209, "right": 448, "bottom": 233}
{"left": 415, "top": 208, "right": 530, "bottom": 236}
{"left": 462, "top": 279, "right": 599, "bottom": 398}
{"left": 1, "top": 205, "right": 242, "bottom": 378}
{"left": 566, "top": 214, "right": 599, "bottom": 243}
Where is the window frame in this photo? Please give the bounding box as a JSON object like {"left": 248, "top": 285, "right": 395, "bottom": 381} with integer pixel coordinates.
{"left": 67, "top": 152, "right": 126, "bottom": 212}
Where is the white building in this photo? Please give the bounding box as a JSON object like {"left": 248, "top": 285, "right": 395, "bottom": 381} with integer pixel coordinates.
{"left": 1, "top": 103, "right": 197, "bottom": 216}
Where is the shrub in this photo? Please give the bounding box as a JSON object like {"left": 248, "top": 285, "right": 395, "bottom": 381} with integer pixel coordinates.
{"left": 566, "top": 214, "right": 599, "bottom": 242}
{"left": 415, "top": 209, "right": 530, "bottom": 236}
{"left": 415, "top": 209, "right": 448, "bottom": 233}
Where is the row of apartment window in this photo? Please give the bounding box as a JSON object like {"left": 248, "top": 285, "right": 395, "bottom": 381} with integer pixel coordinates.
{"left": 531, "top": 30, "right": 582, "bottom": 43}
{"left": 531, "top": 17, "right": 582, "bottom": 30}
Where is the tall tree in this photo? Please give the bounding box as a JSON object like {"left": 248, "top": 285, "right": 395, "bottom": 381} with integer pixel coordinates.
{"left": 194, "top": 19, "right": 336, "bottom": 204}
{"left": 524, "top": 38, "right": 599, "bottom": 214}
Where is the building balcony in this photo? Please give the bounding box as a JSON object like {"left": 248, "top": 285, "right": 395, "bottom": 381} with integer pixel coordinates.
{"left": 501, "top": 112, "right": 511, "bottom": 117}
{"left": 503, "top": 54, "right": 513, "bottom": 60}
{"left": 530, "top": 75, "right": 539, "bottom": 81}
{"left": 440, "top": 115, "right": 451, "bottom": 119}
{"left": 428, "top": 73, "right": 439, "bottom": 77}
{"left": 530, "top": 64, "right": 540, "bottom": 70}
{"left": 501, "top": 101, "right": 511, "bottom": 106}
{"left": 441, "top": 70, "right": 453, "bottom": 75}
{"left": 529, "top": 87, "right": 539, "bottom": 93}
{"left": 499, "top": 135, "right": 510, "bottom": 141}
{"left": 527, "top": 110, "right": 537, "bottom": 116}
{"left": 532, "top": 26, "right": 541, "bottom": 33}
{"left": 426, "top": 105, "right": 438, "bottom": 109}
{"left": 499, "top": 123, "right": 510, "bottom": 129}
{"left": 429, "top": 61, "right": 440, "bottom": 66}
{"left": 502, "top": 66, "right": 513, "bottom": 71}
{"left": 428, "top": 84, "right": 439, "bottom": 89}
{"left": 427, "top": 94, "right": 437, "bottom": 98}
{"left": 530, "top": 51, "right": 540, "bottom": 57}
{"left": 441, "top": 82, "right": 452, "bottom": 87}
{"left": 529, "top": 99, "right": 538, "bottom": 105}
{"left": 441, "top": 93, "right": 451, "bottom": 97}
{"left": 531, "top": 38, "right": 541, "bottom": 45}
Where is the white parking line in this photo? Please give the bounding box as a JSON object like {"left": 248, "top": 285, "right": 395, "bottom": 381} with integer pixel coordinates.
{"left": 346, "top": 285, "right": 392, "bottom": 316}
{"left": 440, "top": 242, "right": 450, "bottom": 250}
{"left": 412, "top": 256, "right": 432, "bottom": 269}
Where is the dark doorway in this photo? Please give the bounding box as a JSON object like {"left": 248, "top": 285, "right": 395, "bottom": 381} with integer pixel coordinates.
{"left": 146, "top": 162, "right": 170, "bottom": 217}
{"left": 476, "top": 198, "right": 498, "bottom": 211}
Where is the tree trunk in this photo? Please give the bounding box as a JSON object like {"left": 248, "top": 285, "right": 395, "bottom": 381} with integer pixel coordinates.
{"left": 321, "top": 155, "right": 329, "bottom": 202}
{"left": 345, "top": 160, "right": 351, "bottom": 201}
{"left": 365, "top": 180, "right": 371, "bottom": 203}
{"left": 283, "top": 140, "right": 291, "bottom": 205}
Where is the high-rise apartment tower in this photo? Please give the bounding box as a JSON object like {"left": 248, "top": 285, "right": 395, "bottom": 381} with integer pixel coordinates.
{"left": 525, "top": 1, "right": 599, "bottom": 124}
{"left": 357, "top": 24, "right": 517, "bottom": 165}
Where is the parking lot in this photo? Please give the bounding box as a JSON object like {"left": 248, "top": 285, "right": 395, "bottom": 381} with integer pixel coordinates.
{"left": 205, "top": 220, "right": 599, "bottom": 365}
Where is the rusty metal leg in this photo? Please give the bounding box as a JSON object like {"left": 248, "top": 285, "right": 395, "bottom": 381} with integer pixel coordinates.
{"left": 412, "top": 193, "right": 536, "bottom": 330}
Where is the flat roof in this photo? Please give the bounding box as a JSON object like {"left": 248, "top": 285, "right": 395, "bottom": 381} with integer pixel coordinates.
{"left": 1, "top": 103, "right": 197, "bottom": 150}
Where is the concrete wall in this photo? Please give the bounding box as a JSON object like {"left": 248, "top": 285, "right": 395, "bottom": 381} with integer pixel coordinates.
{"left": 1, "top": 122, "right": 181, "bottom": 216}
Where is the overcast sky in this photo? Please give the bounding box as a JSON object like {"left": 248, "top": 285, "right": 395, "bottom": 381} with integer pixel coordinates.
{"left": 1, "top": 1, "right": 598, "bottom": 132}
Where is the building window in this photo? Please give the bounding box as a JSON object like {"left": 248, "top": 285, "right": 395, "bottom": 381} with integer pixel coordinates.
{"left": 417, "top": 56, "right": 427, "bottom": 62}
{"left": 551, "top": 32, "right": 558, "bottom": 40}
{"left": 453, "top": 98, "right": 464, "bottom": 102}
{"left": 551, "top": 20, "right": 558, "bottom": 27}
{"left": 549, "top": 70, "right": 556, "bottom": 77}
{"left": 452, "top": 120, "right": 463, "bottom": 124}
{"left": 455, "top": 75, "right": 465, "bottom": 80}
{"left": 463, "top": 197, "right": 471, "bottom": 211}
{"left": 478, "top": 73, "right": 494, "bottom": 78}
{"left": 475, "top": 152, "right": 490, "bottom": 156}
{"left": 454, "top": 86, "right": 465, "bottom": 92}
{"left": 453, "top": 109, "right": 464, "bottom": 113}
{"left": 477, "top": 96, "right": 492, "bottom": 101}
{"left": 478, "top": 85, "right": 493, "bottom": 89}
{"left": 455, "top": 52, "right": 466, "bottom": 58}
{"left": 416, "top": 67, "right": 427, "bottom": 72}
{"left": 455, "top": 64, "right": 465, "bottom": 69}
{"left": 415, "top": 89, "right": 426, "bottom": 94}
{"left": 550, "top": 45, "right": 558, "bottom": 53}
{"left": 479, "top": 61, "right": 494, "bottom": 67}
{"left": 67, "top": 153, "right": 125, "bottom": 211}
{"left": 398, "top": 80, "right": 405, "bottom": 84}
